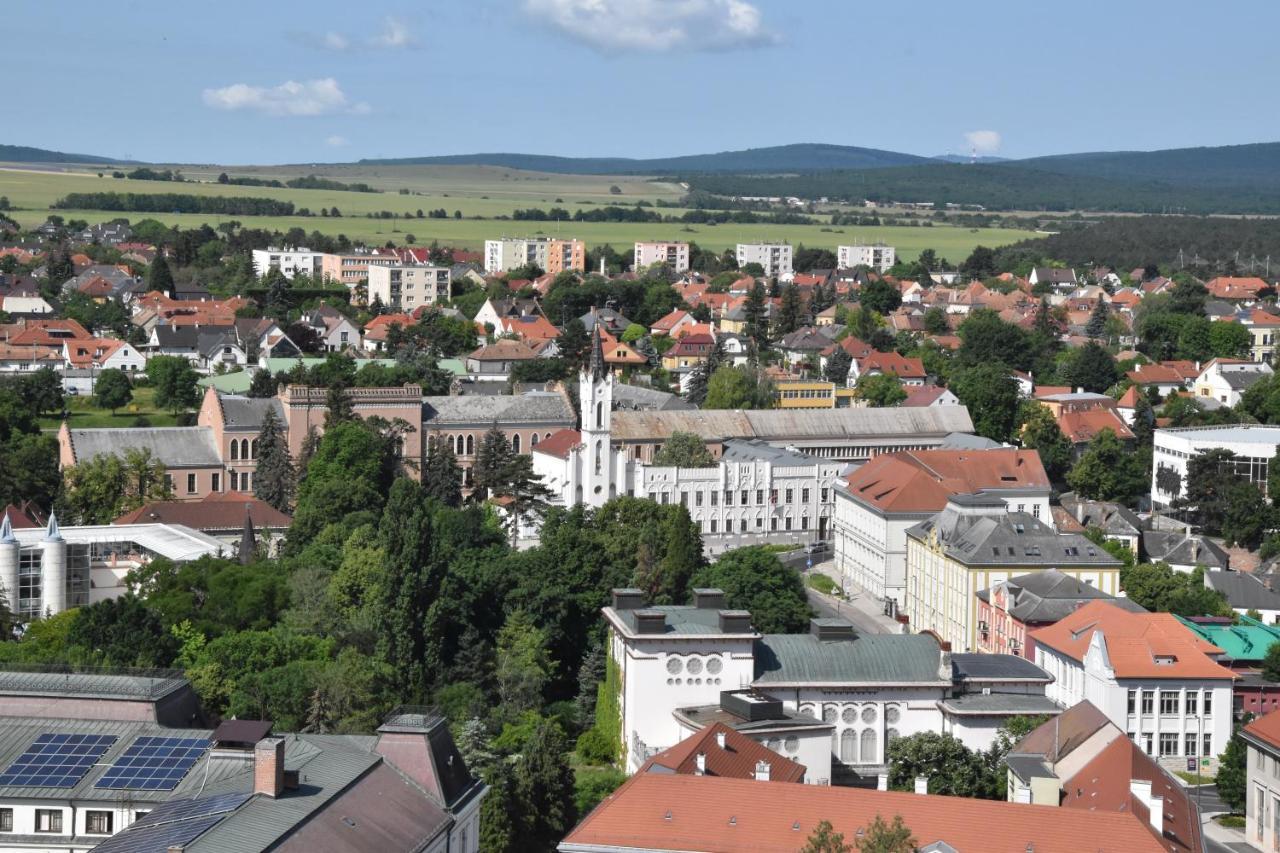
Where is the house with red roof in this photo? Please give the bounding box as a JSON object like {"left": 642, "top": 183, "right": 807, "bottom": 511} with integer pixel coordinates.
{"left": 62, "top": 337, "right": 145, "bottom": 372}
{"left": 1207, "top": 275, "right": 1268, "bottom": 301}
{"left": 1242, "top": 708, "right": 1280, "bottom": 848}
{"left": 360, "top": 313, "right": 416, "bottom": 352}
{"left": 650, "top": 308, "right": 695, "bottom": 338}
{"left": 1126, "top": 362, "right": 1196, "bottom": 396}
{"left": 639, "top": 722, "right": 807, "bottom": 784}
{"left": 1238, "top": 307, "right": 1280, "bottom": 362}
{"left": 1034, "top": 599, "right": 1236, "bottom": 764}
{"left": 848, "top": 351, "right": 926, "bottom": 387}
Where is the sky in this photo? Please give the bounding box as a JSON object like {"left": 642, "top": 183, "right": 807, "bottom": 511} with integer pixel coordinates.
{"left": 8, "top": 0, "right": 1280, "bottom": 165}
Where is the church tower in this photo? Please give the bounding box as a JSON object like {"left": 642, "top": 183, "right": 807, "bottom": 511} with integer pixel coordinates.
{"left": 580, "top": 316, "right": 616, "bottom": 507}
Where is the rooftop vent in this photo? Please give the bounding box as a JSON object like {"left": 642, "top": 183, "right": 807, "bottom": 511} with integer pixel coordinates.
{"left": 634, "top": 610, "right": 667, "bottom": 634}
{"left": 718, "top": 610, "right": 752, "bottom": 634}
{"left": 721, "top": 690, "right": 785, "bottom": 722}
{"left": 693, "top": 588, "right": 727, "bottom": 609}
{"left": 810, "top": 618, "right": 856, "bottom": 642}
{"left": 612, "top": 588, "right": 646, "bottom": 611}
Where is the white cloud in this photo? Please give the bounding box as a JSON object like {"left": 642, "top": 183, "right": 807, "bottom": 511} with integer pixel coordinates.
{"left": 322, "top": 32, "right": 350, "bottom": 51}
{"left": 326, "top": 135, "right": 350, "bottom": 147}
{"left": 202, "top": 78, "right": 368, "bottom": 117}
{"left": 524, "top": 0, "right": 778, "bottom": 53}
{"left": 372, "top": 17, "right": 415, "bottom": 48}
{"left": 964, "top": 130, "right": 1002, "bottom": 156}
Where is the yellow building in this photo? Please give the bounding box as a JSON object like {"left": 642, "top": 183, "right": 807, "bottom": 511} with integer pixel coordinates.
{"left": 903, "top": 494, "right": 1123, "bottom": 652}
{"left": 773, "top": 381, "right": 859, "bottom": 409}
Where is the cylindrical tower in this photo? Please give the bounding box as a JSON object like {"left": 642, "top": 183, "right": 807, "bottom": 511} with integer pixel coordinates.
{"left": 0, "top": 514, "right": 18, "bottom": 615}
{"left": 40, "top": 514, "right": 66, "bottom": 616}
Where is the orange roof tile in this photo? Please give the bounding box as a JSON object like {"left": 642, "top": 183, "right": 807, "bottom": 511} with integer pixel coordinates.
{"left": 641, "top": 723, "right": 806, "bottom": 783}
{"left": 1245, "top": 708, "right": 1280, "bottom": 752}
{"left": 1056, "top": 407, "right": 1135, "bottom": 443}
{"left": 1032, "top": 600, "right": 1236, "bottom": 680}
{"left": 531, "top": 428, "right": 581, "bottom": 459}
{"left": 563, "top": 773, "right": 1166, "bottom": 853}
{"left": 842, "top": 449, "right": 1049, "bottom": 514}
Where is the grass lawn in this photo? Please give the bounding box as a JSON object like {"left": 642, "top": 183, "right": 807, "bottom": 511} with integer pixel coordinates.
{"left": 1173, "top": 769, "right": 1216, "bottom": 785}
{"left": 806, "top": 573, "right": 839, "bottom": 595}
{"left": 0, "top": 165, "right": 1040, "bottom": 259}
{"left": 38, "top": 386, "right": 183, "bottom": 430}
{"left": 1214, "top": 814, "right": 1245, "bottom": 829}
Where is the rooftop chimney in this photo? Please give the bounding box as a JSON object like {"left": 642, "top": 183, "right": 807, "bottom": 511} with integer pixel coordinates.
{"left": 810, "top": 618, "right": 856, "bottom": 642}
{"left": 914, "top": 775, "right": 928, "bottom": 795}
{"left": 634, "top": 610, "right": 667, "bottom": 634}
{"left": 695, "top": 752, "right": 706, "bottom": 775}
{"left": 254, "top": 737, "right": 285, "bottom": 799}
{"left": 693, "top": 588, "right": 727, "bottom": 609}
{"left": 754, "top": 760, "right": 771, "bottom": 782}
{"left": 718, "top": 610, "right": 753, "bottom": 633}
{"left": 611, "top": 588, "right": 646, "bottom": 611}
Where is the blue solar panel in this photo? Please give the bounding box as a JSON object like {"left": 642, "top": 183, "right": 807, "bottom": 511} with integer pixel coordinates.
{"left": 129, "top": 791, "right": 252, "bottom": 829}
{"left": 0, "top": 733, "right": 118, "bottom": 788}
{"left": 95, "top": 736, "right": 211, "bottom": 791}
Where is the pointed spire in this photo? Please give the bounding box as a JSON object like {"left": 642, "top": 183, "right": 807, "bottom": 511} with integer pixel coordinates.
{"left": 239, "top": 505, "right": 257, "bottom": 565}
{"left": 589, "top": 308, "right": 606, "bottom": 381}
{"left": 0, "top": 513, "right": 14, "bottom": 546}
{"left": 43, "top": 513, "right": 61, "bottom": 543}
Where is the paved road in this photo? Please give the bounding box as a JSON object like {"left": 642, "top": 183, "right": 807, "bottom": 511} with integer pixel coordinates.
{"left": 804, "top": 585, "right": 894, "bottom": 635}
{"left": 1190, "top": 784, "right": 1255, "bottom": 853}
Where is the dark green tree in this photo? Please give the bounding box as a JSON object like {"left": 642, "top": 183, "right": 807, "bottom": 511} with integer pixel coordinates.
{"left": 252, "top": 409, "right": 294, "bottom": 513}
{"left": 1085, "top": 299, "right": 1110, "bottom": 339}
{"left": 1063, "top": 342, "right": 1119, "bottom": 393}
{"left": 923, "top": 306, "right": 949, "bottom": 335}
{"left": 1019, "top": 403, "right": 1072, "bottom": 482}
{"left": 557, "top": 318, "right": 591, "bottom": 370}
{"left": 859, "top": 278, "right": 902, "bottom": 315}
{"left": 92, "top": 369, "right": 132, "bottom": 414}
{"left": 801, "top": 820, "right": 851, "bottom": 853}
{"left": 854, "top": 373, "right": 907, "bottom": 407}
{"left": 853, "top": 815, "right": 916, "bottom": 853}
{"left": 744, "top": 280, "right": 769, "bottom": 353}
{"left": 951, "top": 363, "right": 1020, "bottom": 442}
{"left": 247, "top": 369, "right": 278, "bottom": 398}
{"left": 423, "top": 436, "right": 463, "bottom": 507}
{"left": 146, "top": 355, "right": 200, "bottom": 415}
{"left": 825, "top": 348, "right": 852, "bottom": 385}
{"left": 957, "top": 310, "right": 1033, "bottom": 372}
{"left": 1066, "top": 429, "right": 1146, "bottom": 503}
{"left": 886, "top": 731, "right": 989, "bottom": 797}
{"left": 501, "top": 453, "right": 555, "bottom": 546}
{"left": 324, "top": 382, "right": 355, "bottom": 428}
{"left": 472, "top": 425, "right": 515, "bottom": 501}
{"left": 147, "top": 254, "right": 174, "bottom": 293}
{"left": 375, "top": 479, "right": 437, "bottom": 699}
{"left": 1169, "top": 276, "right": 1208, "bottom": 315}
{"left": 1217, "top": 726, "right": 1247, "bottom": 813}
{"left": 690, "top": 547, "right": 811, "bottom": 634}
{"left": 514, "top": 719, "right": 577, "bottom": 851}
{"left": 777, "top": 283, "right": 804, "bottom": 335}
{"left": 22, "top": 368, "right": 64, "bottom": 416}
{"left": 960, "top": 245, "right": 997, "bottom": 279}
{"left": 653, "top": 431, "right": 716, "bottom": 467}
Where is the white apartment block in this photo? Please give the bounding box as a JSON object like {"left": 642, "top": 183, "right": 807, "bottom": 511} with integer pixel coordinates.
{"left": 1151, "top": 424, "right": 1280, "bottom": 509}
{"left": 634, "top": 242, "right": 690, "bottom": 273}
{"left": 250, "top": 247, "right": 324, "bottom": 280}
{"left": 837, "top": 244, "right": 896, "bottom": 273}
{"left": 483, "top": 237, "right": 584, "bottom": 274}
{"left": 1034, "top": 600, "right": 1235, "bottom": 767}
{"left": 736, "top": 243, "right": 793, "bottom": 280}
{"left": 367, "top": 264, "right": 452, "bottom": 312}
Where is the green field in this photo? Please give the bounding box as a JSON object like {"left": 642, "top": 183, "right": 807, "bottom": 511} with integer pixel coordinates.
{"left": 0, "top": 164, "right": 1039, "bottom": 259}
{"left": 38, "top": 386, "right": 180, "bottom": 430}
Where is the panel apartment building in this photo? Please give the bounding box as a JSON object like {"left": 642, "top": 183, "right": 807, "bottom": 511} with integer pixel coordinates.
{"left": 367, "top": 264, "right": 452, "bottom": 311}
{"left": 736, "top": 243, "right": 793, "bottom": 279}
{"left": 484, "top": 237, "right": 585, "bottom": 274}
{"left": 250, "top": 247, "right": 324, "bottom": 280}
{"left": 634, "top": 241, "right": 690, "bottom": 273}
{"left": 837, "top": 243, "right": 896, "bottom": 273}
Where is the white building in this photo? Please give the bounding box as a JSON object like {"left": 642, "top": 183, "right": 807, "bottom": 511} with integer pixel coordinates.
{"left": 634, "top": 241, "right": 690, "bottom": 273}
{"left": 1192, "top": 358, "right": 1273, "bottom": 407}
{"left": 736, "top": 243, "right": 793, "bottom": 280}
{"left": 604, "top": 589, "right": 1059, "bottom": 779}
{"left": 1151, "top": 424, "right": 1280, "bottom": 509}
{"left": 483, "top": 237, "right": 583, "bottom": 274}
{"left": 1033, "top": 599, "right": 1235, "bottom": 766}
{"left": 833, "top": 449, "right": 1051, "bottom": 610}
{"left": 837, "top": 244, "right": 896, "bottom": 273}
{"left": 0, "top": 513, "right": 225, "bottom": 620}
{"left": 1241, "top": 710, "right": 1280, "bottom": 850}
{"left": 367, "top": 264, "right": 451, "bottom": 312}
{"left": 250, "top": 247, "right": 324, "bottom": 280}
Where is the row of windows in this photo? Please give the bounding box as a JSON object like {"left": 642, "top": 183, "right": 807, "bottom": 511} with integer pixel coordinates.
{"left": 1133, "top": 731, "right": 1212, "bottom": 758}
{"left": 228, "top": 438, "right": 258, "bottom": 461}
{"left": 660, "top": 488, "right": 822, "bottom": 508}
{"left": 1126, "top": 688, "right": 1213, "bottom": 716}
{"left": 0, "top": 807, "right": 123, "bottom": 834}
{"left": 443, "top": 432, "right": 555, "bottom": 457}
{"left": 701, "top": 515, "right": 811, "bottom": 534}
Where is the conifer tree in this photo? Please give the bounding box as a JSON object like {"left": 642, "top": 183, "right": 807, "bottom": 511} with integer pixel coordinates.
{"left": 252, "top": 409, "right": 294, "bottom": 512}
{"left": 1085, "top": 298, "right": 1110, "bottom": 339}
{"left": 423, "top": 435, "right": 463, "bottom": 508}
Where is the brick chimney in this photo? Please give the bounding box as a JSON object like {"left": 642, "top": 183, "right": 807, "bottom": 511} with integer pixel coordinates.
{"left": 254, "top": 737, "right": 285, "bottom": 798}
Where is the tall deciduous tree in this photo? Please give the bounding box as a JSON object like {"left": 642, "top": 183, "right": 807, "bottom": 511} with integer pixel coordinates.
{"left": 854, "top": 815, "right": 916, "bottom": 853}
{"left": 1019, "top": 403, "right": 1072, "bottom": 482}
{"left": 859, "top": 278, "right": 902, "bottom": 315}
{"left": 691, "top": 547, "right": 811, "bottom": 634}
{"left": 1063, "top": 342, "right": 1119, "bottom": 393}
{"left": 252, "top": 409, "right": 294, "bottom": 512}
{"left": 653, "top": 431, "right": 715, "bottom": 467}
{"left": 801, "top": 820, "right": 851, "bottom": 853}
{"left": 1066, "top": 429, "right": 1146, "bottom": 503}
{"left": 854, "top": 373, "right": 906, "bottom": 407}
{"left": 92, "top": 369, "right": 132, "bottom": 414}
{"left": 951, "top": 363, "right": 1020, "bottom": 442}
{"left": 146, "top": 355, "right": 200, "bottom": 415}
{"left": 1217, "top": 726, "right": 1248, "bottom": 813}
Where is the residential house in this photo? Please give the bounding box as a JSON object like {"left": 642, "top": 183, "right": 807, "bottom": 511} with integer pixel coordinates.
{"left": 661, "top": 332, "right": 716, "bottom": 373}
{"left": 1204, "top": 570, "right": 1280, "bottom": 622}
{"left": 1035, "top": 392, "right": 1135, "bottom": 453}
{"left": 304, "top": 305, "right": 361, "bottom": 352}
{"left": 847, "top": 351, "right": 926, "bottom": 387}
{"left": 62, "top": 338, "right": 145, "bottom": 373}
{"left": 1193, "top": 358, "right": 1273, "bottom": 406}
{"left": 579, "top": 307, "right": 632, "bottom": 337}
{"left": 1207, "top": 276, "right": 1269, "bottom": 302}
{"left": 1142, "top": 530, "right": 1229, "bottom": 573}
{"left": 1127, "top": 362, "right": 1198, "bottom": 396}
{"left": 900, "top": 385, "right": 961, "bottom": 407}
{"left": 1238, "top": 308, "right": 1280, "bottom": 362}
{"left": 976, "top": 568, "right": 1146, "bottom": 658}
{"left": 464, "top": 338, "right": 538, "bottom": 379}
{"left": 1058, "top": 492, "right": 1144, "bottom": 554}
{"left": 834, "top": 449, "right": 1051, "bottom": 609}
{"left": 776, "top": 327, "right": 831, "bottom": 370}
{"left": 1034, "top": 599, "right": 1236, "bottom": 766}
{"left": 1029, "top": 267, "right": 1079, "bottom": 289}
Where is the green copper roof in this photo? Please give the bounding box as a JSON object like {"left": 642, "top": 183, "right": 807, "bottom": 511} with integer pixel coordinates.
{"left": 1176, "top": 615, "right": 1280, "bottom": 663}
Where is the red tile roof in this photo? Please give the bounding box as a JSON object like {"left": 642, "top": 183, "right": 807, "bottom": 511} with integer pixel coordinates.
{"left": 1207, "top": 276, "right": 1268, "bottom": 299}
{"left": 114, "top": 493, "right": 292, "bottom": 529}
{"left": 842, "top": 449, "right": 1049, "bottom": 514}
{"left": 562, "top": 773, "right": 1166, "bottom": 853}
{"left": 531, "top": 428, "right": 581, "bottom": 459}
{"left": 467, "top": 339, "right": 538, "bottom": 361}
{"left": 900, "top": 385, "right": 949, "bottom": 407}
{"left": 1032, "top": 600, "right": 1236, "bottom": 680}
{"left": 856, "top": 351, "right": 925, "bottom": 379}
{"left": 1056, "top": 407, "right": 1135, "bottom": 444}
{"left": 1245, "top": 708, "right": 1280, "bottom": 751}
{"left": 640, "top": 723, "right": 805, "bottom": 783}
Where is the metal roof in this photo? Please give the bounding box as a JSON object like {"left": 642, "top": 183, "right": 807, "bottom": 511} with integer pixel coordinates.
{"left": 423, "top": 392, "right": 574, "bottom": 425}
{"left": 938, "top": 694, "right": 1064, "bottom": 716}
{"left": 611, "top": 406, "right": 974, "bottom": 443}
{"left": 0, "top": 668, "right": 189, "bottom": 701}
{"left": 950, "top": 653, "right": 1052, "bottom": 682}
{"left": 720, "top": 439, "right": 825, "bottom": 468}
{"left": 752, "top": 634, "right": 946, "bottom": 686}
{"left": 69, "top": 427, "right": 222, "bottom": 468}
{"left": 1157, "top": 423, "right": 1280, "bottom": 445}
{"left": 218, "top": 395, "right": 284, "bottom": 431}
{"left": 11, "top": 523, "right": 226, "bottom": 562}
{"left": 609, "top": 605, "right": 753, "bottom": 636}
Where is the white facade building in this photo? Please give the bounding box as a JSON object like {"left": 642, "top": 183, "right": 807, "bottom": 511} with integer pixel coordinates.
{"left": 1192, "top": 358, "right": 1273, "bottom": 407}
{"left": 634, "top": 242, "right": 690, "bottom": 273}
{"left": 250, "top": 247, "right": 324, "bottom": 280}
{"left": 1151, "top": 424, "right": 1280, "bottom": 509}
{"left": 483, "top": 237, "right": 583, "bottom": 274}
{"left": 1034, "top": 599, "right": 1235, "bottom": 766}
{"left": 736, "top": 243, "right": 793, "bottom": 280}
{"left": 367, "top": 264, "right": 452, "bottom": 312}
{"left": 837, "top": 244, "right": 896, "bottom": 273}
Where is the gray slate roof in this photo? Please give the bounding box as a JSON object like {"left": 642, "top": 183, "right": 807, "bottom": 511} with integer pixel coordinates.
{"left": 153, "top": 325, "right": 200, "bottom": 349}
{"left": 423, "top": 392, "right": 574, "bottom": 425}
{"left": 1222, "top": 370, "right": 1270, "bottom": 390}
{"left": 938, "top": 694, "right": 1064, "bottom": 715}
{"left": 1204, "top": 571, "right": 1280, "bottom": 611}
{"left": 975, "top": 569, "right": 1146, "bottom": 624}
{"left": 611, "top": 606, "right": 746, "bottom": 636}
{"left": 950, "top": 653, "right": 1052, "bottom": 682}
{"left": 611, "top": 383, "right": 694, "bottom": 412}
{"left": 70, "top": 427, "right": 222, "bottom": 468}
{"left": 752, "top": 634, "right": 946, "bottom": 685}
{"left": 720, "top": 439, "right": 825, "bottom": 468}
{"left": 1142, "top": 530, "right": 1230, "bottom": 569}
{"left": 219, "top": 395, "right": 284, "bottom": 431}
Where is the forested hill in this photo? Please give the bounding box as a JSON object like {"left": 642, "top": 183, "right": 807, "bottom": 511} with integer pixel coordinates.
{"left": 0, "top": 144, "right": 127, "bottom": 165}
{"left": 358, "top": 143, "right": 932, "bottom": 174}
{"left": 1010, "top": 142, "right": 1280, "bottom": 190}
{"left": 1003, "top": 216, "right": 1280, "bottom": 273}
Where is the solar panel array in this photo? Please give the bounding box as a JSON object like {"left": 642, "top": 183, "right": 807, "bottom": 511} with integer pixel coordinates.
{"left": 95, "top": 736, "right": 211, "bottom": 791}
{"left": 0, "top": 733, "right": 118, "bottom": 788}
{"left": 92, "top": 791, "right": 252, "bottom": 853}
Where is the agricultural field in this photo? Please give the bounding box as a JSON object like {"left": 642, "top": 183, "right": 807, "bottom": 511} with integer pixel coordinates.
{"left": 0, "top": 164, "right": 1039, "bottom": 260}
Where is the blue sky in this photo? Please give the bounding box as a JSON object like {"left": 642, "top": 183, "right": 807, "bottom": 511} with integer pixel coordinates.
{"left": 8, "top": 0, "right": 1280, "bottom": 164}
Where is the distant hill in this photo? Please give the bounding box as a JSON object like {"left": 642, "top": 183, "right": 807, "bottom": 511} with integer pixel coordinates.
{"left": 0, "top": 144, "right": 129, "bottom": 166}
{"left": 932, "top": 154, "right": 1009, "bottom": 164}
{"left": 1009, "top": 142, "right": 1280, "bottom": 190}
{"left": 358, "top": 143, "right": 932, "bottom": 174}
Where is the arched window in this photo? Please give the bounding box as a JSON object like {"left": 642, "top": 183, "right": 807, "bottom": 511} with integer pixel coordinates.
{"left": 596, "top": 402, "right": 603, "bottom": 429}
{"left": 594, "top": 441, "right": 602, "bottom": 475}
{"left": 240, "top": 439, "right": 250, "bottom": 460}
{"left": 250, "top": 440, "right": 258, "bottom": 459}
{"left": 531, "top": 434, "right": 539, "bottom": 447}
{"left": 860, "top": 729, "right": 877, "bottom": 765}
{"left": 465, "top": 435, "right": 474, "bottom": 456}
{"left": 840, "top": 729, "right": 857, "bottom": 764}
{"left": 230, "top": 441, "right": 239, "bottom": 461}
{"left": 512, "top": 434, "right": 521, "bottom": 453}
